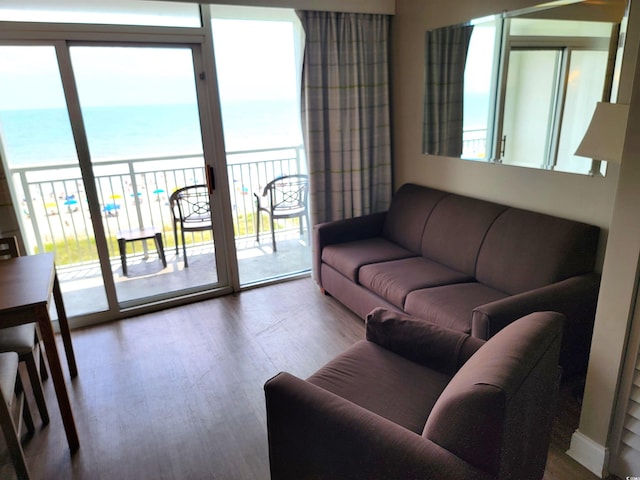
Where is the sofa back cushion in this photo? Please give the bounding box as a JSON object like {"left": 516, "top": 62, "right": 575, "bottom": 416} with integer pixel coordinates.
{"left": 475, "top": 208, "right": 600, "bottom": 294}
{"left": 382, "top": 184, "right": 448, "bottom": 253}
{"left": 421, "top": 195, "right": 507, "bottom": 276}
{"left": 422, "top": 312, "right": 563, "bottom": 479}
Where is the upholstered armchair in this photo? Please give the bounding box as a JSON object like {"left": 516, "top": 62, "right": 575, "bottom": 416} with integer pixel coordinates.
{"left": 264, "top": 308, "right": 563, "bottom": 480}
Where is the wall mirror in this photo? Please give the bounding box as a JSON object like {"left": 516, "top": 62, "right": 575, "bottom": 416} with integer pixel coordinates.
{"left": 422, "top": 0, "right": 627, "bottom": 176}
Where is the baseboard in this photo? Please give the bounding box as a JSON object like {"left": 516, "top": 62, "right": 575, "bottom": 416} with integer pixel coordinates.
{"left": 567, "top": 429, "right": 610, "bottom": 478}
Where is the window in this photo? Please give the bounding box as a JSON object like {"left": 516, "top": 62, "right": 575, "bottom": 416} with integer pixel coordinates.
{"left": 499, "top": 18, "right": 613, "bottom": 174}
{"left": 462, "top": 14, "right": 617, "bottom": 175}
{"left": 462, "top": 17, "right": 501, "bottom": 160}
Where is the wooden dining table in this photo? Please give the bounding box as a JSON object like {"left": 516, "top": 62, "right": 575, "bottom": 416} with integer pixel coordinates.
{"left": 0, "top": 253, "right": 79, "bottom": 453}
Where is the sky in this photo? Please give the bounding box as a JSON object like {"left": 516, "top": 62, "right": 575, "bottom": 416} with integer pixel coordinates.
{"left": 0, "top": 17, "right": 299, "bottom": 110}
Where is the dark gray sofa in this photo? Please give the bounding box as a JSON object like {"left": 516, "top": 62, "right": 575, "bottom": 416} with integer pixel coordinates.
{"left": 265, "top": 309, "right": 564, "bottom": 480}
{"left": 314, "top": 183, "right": 600, "bottom": 376}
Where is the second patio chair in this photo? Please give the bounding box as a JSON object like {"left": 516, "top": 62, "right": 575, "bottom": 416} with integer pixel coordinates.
{"left": 254, "top": 174, "right": 309, "bottom": 252}
{"left": 169, "top": 185, "right": 213, "bottom": 268}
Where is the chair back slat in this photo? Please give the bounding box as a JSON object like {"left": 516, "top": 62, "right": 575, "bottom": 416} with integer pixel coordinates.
{"left": 0, "top": 237, "right": 20, "bottom": 260}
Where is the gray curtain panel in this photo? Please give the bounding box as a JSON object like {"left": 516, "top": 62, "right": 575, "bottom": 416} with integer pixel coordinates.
{"left": 423, "top": 24, "right": 474, "bottom": 157}
{"left": 298, "top": 11, "right": 393, "bottom": 224}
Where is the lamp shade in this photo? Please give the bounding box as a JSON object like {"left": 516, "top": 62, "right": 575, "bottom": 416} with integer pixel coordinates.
{"left": 575, "top": 102, "right": 629, "bottom": 163}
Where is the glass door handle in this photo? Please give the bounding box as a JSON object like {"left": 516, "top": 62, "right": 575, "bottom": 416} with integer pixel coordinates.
{"left": 206, "top": 165, "right": 215, "bottom": 193}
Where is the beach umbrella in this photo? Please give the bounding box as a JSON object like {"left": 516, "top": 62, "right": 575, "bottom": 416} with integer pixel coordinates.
{"left": 45, "top": 202, "right": 58, "bottom": 215}
{"left": 153, "top": 189, "right": 165, "bottom": 195}
{"left": 64, "top": 198, "right": 78, "bottom": 206}
{"left": 110, "top": 194, "right": 123, "bottom": 200}
{"left": 103, "top": 203, "right": 120, "bottom": 213}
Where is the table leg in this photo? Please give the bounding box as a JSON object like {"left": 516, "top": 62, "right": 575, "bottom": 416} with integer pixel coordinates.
{"left": 155, "top": 233, "right": 167, "bottom": 268}
{"left": 53, "top": 274, "right": 78, "bottom": 378}
{"left": 118, "top": 237, "right": 128, "bottom": 276}
{"left": 36, "top": 305, "right": 79, "bottom": 453}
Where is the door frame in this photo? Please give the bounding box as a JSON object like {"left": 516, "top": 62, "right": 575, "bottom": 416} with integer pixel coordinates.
{"left": 0, "top": 8, "right": 241, "bottom": 327}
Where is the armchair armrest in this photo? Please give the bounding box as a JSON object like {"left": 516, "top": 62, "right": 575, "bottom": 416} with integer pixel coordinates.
{"left": 366, "top": 308, "right": 485, "bottom": 375}
{"left": 313, "top": 212, "right": 387, "bottom": 285}
{"left": 471, "top": 273, "right": 600, "bottom": 339}
{"left": 264, "top": 371, "right": 493, "bottom": 480}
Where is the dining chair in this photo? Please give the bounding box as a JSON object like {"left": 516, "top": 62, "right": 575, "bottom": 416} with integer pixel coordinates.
{"left": 0, "top": 236, "right": 19, "bottom": 259}
{"left": 0, "top": 236, "right": 49, "bottom": 381}
{"left": 0, "top": 351, "right": 35, "bottom": 480}
{"left": 254, "top": 174, "right": 309, "bottom": 252}
{"left": 0, "top": 237, "right": 49, "bottom": 426}
{"left": 169, "top": 185, "right": 213, "bottom": 268}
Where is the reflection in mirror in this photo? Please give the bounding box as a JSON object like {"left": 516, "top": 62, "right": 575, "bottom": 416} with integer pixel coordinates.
{"left": 423, "top": 0, "right": 627, "bottom": 176}
{"left": 461, "top": 16, "right": 500, "bottom": 160}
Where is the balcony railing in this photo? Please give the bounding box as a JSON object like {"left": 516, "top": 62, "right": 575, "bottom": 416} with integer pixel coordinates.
{"left": 10, "top": 145, "right": 306, "bottom": 268}
{"left": 462, "top": 128, "right": 488, "bottom": 160}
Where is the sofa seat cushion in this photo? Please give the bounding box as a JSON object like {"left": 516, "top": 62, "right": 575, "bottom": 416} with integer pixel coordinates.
{"left": 307, "top": 340, "right": 452, "bottom": 434}
{"left": 321, "top": 238, "right": 416, "bottom": 282}
{"left": 404, "top": 283, "right": 508, "bottom": 333}
{"left": 359, "top": 257, "right": 474, "bottom": 309}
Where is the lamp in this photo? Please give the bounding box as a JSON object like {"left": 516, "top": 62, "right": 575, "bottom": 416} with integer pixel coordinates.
{"left": 575, "top": 102, "right": 629, "bottom": 164}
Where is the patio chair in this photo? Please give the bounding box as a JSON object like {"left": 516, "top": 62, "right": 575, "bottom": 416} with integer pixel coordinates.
{"left": 255, "top": 174, "right": 309, "bottom": 252}
{"left": 169, "top": 185, "right": 212, "bottom": 268}
{"left": 0, "top": 351, "right": 36, "bottom": 480}
{"left": 0, "top": 237, "right": 49, "bottom": 427}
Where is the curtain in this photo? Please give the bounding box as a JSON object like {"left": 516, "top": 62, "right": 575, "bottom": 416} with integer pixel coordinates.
{"left": 297, "top": 11, "right": 392, "bottom": 224}
{"left": 422, "top": 25, "right": 474, "bottom": 157}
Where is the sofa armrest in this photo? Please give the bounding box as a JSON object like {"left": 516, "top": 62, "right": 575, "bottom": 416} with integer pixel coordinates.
{"left": 471, "top": 273, "right": 600, "bottom": 339}
{"left": 264, "top": 371, "right": 493, "bottom": 480}
{"left": 313, "top": 212, "right": 387, "bottom": 286}
{"left": 366, "top": 308, "right": 485, "bottom": 375}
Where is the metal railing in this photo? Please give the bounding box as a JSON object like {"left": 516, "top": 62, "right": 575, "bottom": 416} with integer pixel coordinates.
{"left": 462, "top": 128, "right": 488, "bottom": 159}
{"left": 10, "top": 145, "right": 306, "bottom": 267}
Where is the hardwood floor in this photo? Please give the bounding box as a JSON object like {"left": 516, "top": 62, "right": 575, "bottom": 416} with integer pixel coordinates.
{"left": 0, "top": 277, "right": 604, "bottom": 479}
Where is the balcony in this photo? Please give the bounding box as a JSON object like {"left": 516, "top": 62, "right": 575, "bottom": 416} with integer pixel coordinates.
{"left": 9, "top": 145, "right": 311, "bottom": 319}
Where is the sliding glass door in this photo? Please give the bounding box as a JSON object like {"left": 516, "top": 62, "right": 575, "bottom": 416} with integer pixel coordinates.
{"left": 68, "top": 44, "right": 222, "bottom": 307}
{"left": 0, "top": 41, "right": 228, "bottom": 318}
{"left": 210, "top": 6, "right": 310, "bottom": 286}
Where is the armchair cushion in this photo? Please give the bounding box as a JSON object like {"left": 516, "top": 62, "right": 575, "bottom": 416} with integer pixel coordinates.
{"left": 365, "top": 307, "right": 484, "bottom": 375}
{"left": 307, "top": 340, "right": 451, "bottom": 434}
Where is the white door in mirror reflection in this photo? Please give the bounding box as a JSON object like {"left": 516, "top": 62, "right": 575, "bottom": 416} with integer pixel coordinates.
{"left": 500, "top": 47, "right": 608, "bottom": 175}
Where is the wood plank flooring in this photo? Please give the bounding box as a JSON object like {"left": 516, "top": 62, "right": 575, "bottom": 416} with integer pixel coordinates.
{"left": 0, "top": 277, "right": 606, "bottom": 479}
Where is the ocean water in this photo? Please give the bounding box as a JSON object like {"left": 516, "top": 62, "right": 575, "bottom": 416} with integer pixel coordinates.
{"left": 0, "top": 99, "right": 303, "bottom": 167}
